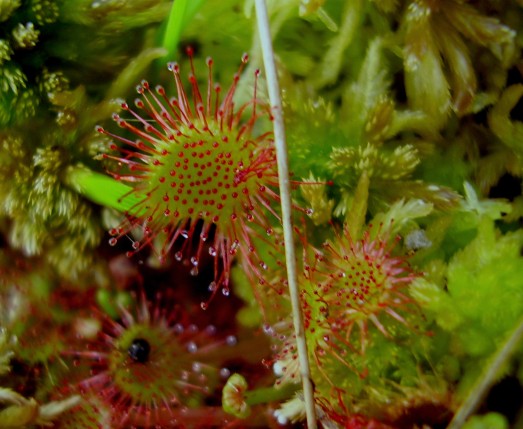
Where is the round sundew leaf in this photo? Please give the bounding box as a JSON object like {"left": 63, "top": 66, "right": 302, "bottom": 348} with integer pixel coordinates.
{"left": 94, "top": 52, "right": 286, "bottom": 301}
{"left": 70, "top": 293, "right": 238, "bottom": 427}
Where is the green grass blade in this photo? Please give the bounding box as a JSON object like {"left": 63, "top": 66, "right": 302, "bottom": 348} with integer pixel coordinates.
{"left": 162, "top": 0, "right": 206, "bottom": 60}
{"left": 64, "top": 165, "right": 143, "bottom": 214}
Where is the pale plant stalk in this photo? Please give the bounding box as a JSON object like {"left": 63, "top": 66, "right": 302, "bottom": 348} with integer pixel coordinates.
{"left": 253, "top": 0, "right": 317, "bottom": 427}
{"left": 447, "top": 315, "right": 523, "bottom": 429}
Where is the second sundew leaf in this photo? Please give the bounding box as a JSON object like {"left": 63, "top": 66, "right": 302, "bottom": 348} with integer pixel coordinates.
{"left": 269, "top": 216, "right": 434, "bottom": 423}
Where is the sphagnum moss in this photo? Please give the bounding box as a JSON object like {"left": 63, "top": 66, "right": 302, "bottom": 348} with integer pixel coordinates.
{"left": 1, "top": 0, "right": 523, "bottom": 428}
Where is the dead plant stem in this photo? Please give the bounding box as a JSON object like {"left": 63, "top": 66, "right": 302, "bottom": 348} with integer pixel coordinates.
{"left": 253, "top": 0, "right": 317, "bottom": 427}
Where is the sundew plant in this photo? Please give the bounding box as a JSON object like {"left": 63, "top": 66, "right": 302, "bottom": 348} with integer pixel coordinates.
{"left": 1, "top": 0, "right": 523, "bottom": 428}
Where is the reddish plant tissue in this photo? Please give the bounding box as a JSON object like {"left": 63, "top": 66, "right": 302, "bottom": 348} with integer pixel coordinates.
{"left": 96, "top": 49, "right": 281, "bottom": 304}
{"left": 67, "top": 292, "right": 240, "bottom": 428}
{"left": 301, "top": 225, "right": 418, "bottom": 354}
{"left": 269, "top": 224, "right": 421, "bottom": 424}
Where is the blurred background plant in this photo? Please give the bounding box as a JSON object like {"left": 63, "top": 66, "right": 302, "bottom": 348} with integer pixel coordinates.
{"left": 1, "top": 0, "right": 522, "bottom": 427}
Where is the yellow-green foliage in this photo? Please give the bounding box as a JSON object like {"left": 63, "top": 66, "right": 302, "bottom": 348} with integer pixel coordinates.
{"left": 1, "top": 0, "right": 523, "bottom": 427}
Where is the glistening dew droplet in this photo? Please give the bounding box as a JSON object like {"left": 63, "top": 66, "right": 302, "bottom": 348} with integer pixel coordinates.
{"left": 97, "top": 49, "right": 285, "bottom": 302}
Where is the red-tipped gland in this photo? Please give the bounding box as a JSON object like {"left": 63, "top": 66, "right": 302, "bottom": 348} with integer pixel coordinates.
{"left": 300, "top": 223, "right": 419, "bottom": 365}
{"left": 99, "top": 54, "right": 283, "bottom": 305}
{"left": 66, "top": 292, "right": 241, "bottom": 428}
{"left": 271, "top": 224, "right": 421, "bottom": 420}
